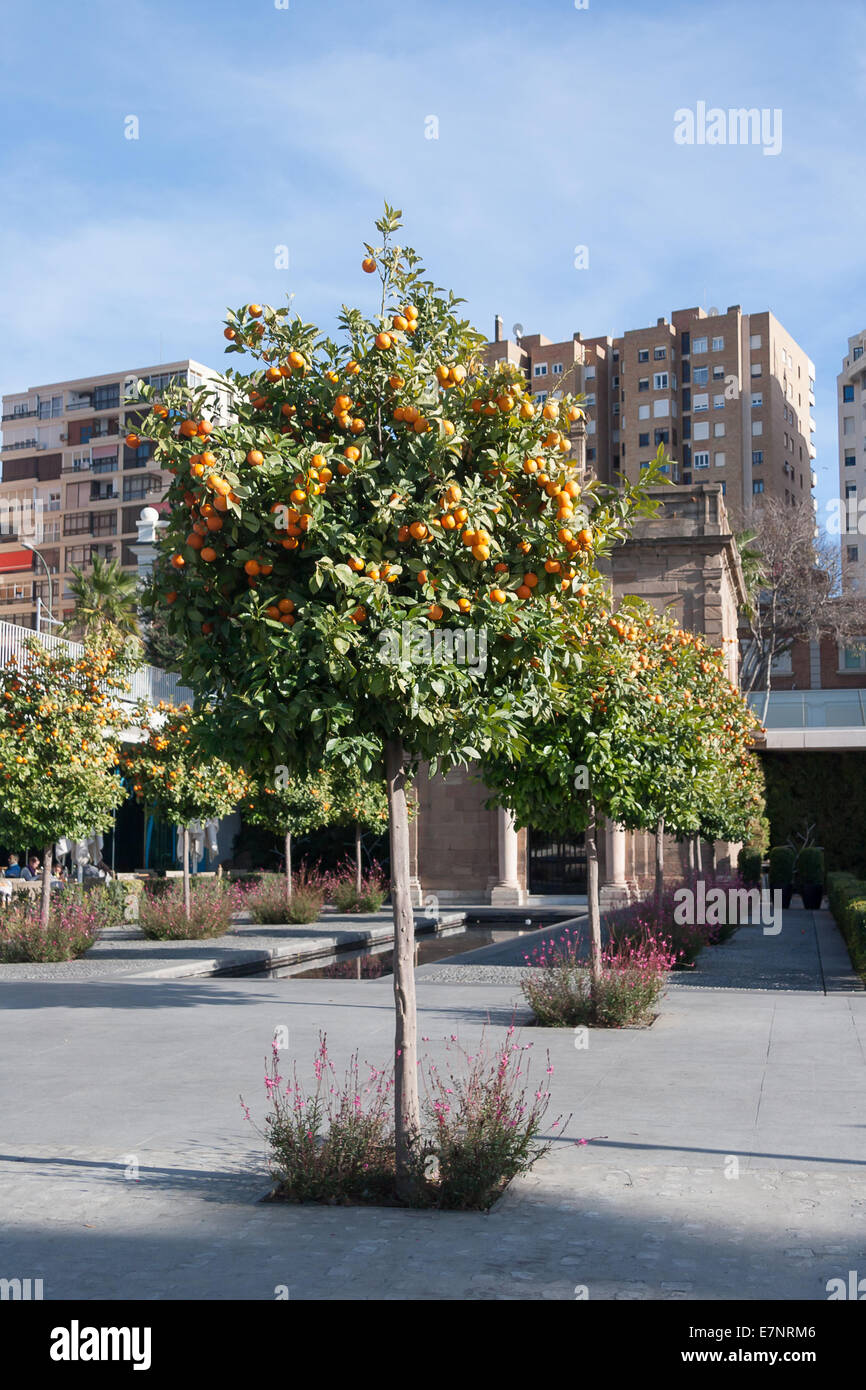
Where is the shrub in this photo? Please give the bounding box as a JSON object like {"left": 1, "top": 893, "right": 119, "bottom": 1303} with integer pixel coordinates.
{"left": 827, "top": 871, "right": 866, "bottom": 975}
{"left": 737, "top": 846, "right": 763, "bottom": 888}
{"left": 245, "top": 867, "right": 325, "bottom": 925}
{"left": 609, "top": 885, "right": 712, "bottom": 966}
{"left": 246, "top": 1028, "right": 563, "bottom": 1210}
{"left": 796, "top": 847, "right": 825, "bottom": 887}
{"left": 0, "top": 896, "right": 102, "bottom": 963}
{"left": 421, "top": 1028, "right": 566, "bottom": 1210}
{"left": 768, "top": 846, "right": 796, "bottom": 889}
{"left": 521, "top": 927, "right": 677, "bottom": 1027}
{"left": 328, "top": 861, "right": 388, "bottom": 914}
{"left": 139, "top": 879, "right": 238, "bottom": 939}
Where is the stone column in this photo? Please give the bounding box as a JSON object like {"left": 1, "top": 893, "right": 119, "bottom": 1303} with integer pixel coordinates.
{"left": 407, "top": 783, "right": 423, "bottom": 907}
{"left": 599, "top": 820, "right": 631, "bottom": 909}
{"left": 490, "top": 807, "right": 525, "bottom": 905}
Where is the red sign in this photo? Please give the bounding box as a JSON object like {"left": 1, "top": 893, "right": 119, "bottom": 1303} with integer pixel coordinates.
{"left": 0, "top": 549, "right": 34, "bottom": 573}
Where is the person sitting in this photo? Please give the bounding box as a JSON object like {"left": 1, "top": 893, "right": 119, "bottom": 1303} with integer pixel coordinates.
{"left": 4, "top": 853, "right": 23, "bottom": 879}
{"left": 20, "top": 854, "right": 41, "bottom": 882}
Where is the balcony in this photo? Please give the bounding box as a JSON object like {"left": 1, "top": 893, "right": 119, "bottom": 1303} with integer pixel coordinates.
{"left": 0, "top": 619, "right": 192, "bottom": 708}
{"left": 748, "top": 689, "right": 866, "bottom": 751}
{"left": 1, "top": 408, "right": 37, "bottom": 422}
{"left": 1, "top": 440, "right": 45, "bottom": 453}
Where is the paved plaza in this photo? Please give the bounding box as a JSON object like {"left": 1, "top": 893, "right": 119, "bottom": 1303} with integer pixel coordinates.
{"left": 0, "top": 911, "right": 863, "bottom": 1300}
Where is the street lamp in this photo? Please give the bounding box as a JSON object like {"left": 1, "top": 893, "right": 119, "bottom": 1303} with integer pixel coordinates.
{"left": 21, "top": 541, "right": 57, "bottom": 635}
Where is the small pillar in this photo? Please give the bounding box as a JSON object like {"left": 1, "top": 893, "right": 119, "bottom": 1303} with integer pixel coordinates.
{"left": 490, "top": 807, "right": 525, "bottom": 905}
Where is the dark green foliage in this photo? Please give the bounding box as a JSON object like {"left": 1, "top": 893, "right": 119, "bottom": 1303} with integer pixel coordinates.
{"left": 760, "top": 752, "right": 866, "bottom": 877}
{"left": 827, "top": 872, "right": 866, "bottom": 976}
{"left": 737, "top": 846, "right": 763, "bottom": 887}
{"left": 768, "top": 846, "right": 795, "bottom": 889}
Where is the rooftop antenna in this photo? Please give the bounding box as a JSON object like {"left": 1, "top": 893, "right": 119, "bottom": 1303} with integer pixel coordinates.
{"left": 512, "top": 322, "right": 524, "bottom": 344}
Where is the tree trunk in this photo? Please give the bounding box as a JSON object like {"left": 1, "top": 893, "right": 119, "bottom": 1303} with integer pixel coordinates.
{"left": 693, "top": 834, "right": 701, "bottom": 875}
{"left": 686, "top": 835, "right": 696, "bottom": 874}
{"left": 355, "top": 822, "right": 363, "bottom": 895}
{"left": 654, "top": 817, "right": 665, "bottom": 906}
{"left": 182, "top": 827, "right": 191, "bottom": 921}
{"left": 40, "top": 843, "right": 53, "bottom": 929}
{"left": 384, "top": 735, "right": 420, "bottom": 1195}
{"left": 586, "top": 800, "right": 602, "bottom": 983}
{"left": 284, "top": 831, "right": 292, "bottom": 906}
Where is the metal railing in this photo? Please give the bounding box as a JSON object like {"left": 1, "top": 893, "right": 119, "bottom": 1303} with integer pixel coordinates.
{"left": 748, "top": 689, "right": 866, "bottom": 729}
{"left": 0, "top": 620, "right": 193, "bottom": 708}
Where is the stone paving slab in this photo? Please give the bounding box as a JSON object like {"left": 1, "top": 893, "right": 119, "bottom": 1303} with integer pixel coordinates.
{"left": 1, "top": 954, "right": 865, "bottom": 1300}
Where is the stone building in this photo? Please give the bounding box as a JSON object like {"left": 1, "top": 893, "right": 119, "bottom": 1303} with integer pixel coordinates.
{"left": 410, "top": 483, "right": 746, "bottom": 905}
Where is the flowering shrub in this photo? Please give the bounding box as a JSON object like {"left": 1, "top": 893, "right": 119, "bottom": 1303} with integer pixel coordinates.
{"left": 246, "top": 1027, "right": 562, "bottom": 1209}
{"left": 521, "top": 925, "right": 676, "bottom": 1027}
{"left": 248, "top": 1036, "right": 397, "bottom": 1204}
{"left": 139, "top": 878, "right": 239, "bottom": 939}
{"left": 244, "top": 866, "right": 325, "bottom": 925}
{"left": 420, "top": 1027, "right": 566, "bottom": 1209}
{"left": 327, "top": 860, "right": 388, "bottom": 914}
{"left": 0, "top": 895, "right": 102, "bottom": 962}
{"left": 609, "top": 887, "right": 710, "bottom": 968}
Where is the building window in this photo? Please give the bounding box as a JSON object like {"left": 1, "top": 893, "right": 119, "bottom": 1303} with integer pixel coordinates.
{"left": 638, "top": 405, "right": 650, "bottom": 420}
{"left": 92, "top": 511, "right": 117, "bottom": 537}
{"left": 842, "top": 642, "right": 866, "bottom": 670}
{"left": 653, "top": 372, "right": 668, "bottom": 390}
{"left": 845, "top": 452, "right": 856, "bottom": 467}
{"left": 93, "top": 384, "right": 120, "bottom": 411}
{"left": 847, "top": 546, "right": 860, "bottom": 563}
{"left": 693, "top": 421, "right": 710, "bottom": 441}
{"left": 654, "top": 429, "right": 669, "bottom": 445}
{"left": 752, "top": 420, "right": 763, "bottom": 436}
{"left": 711, "top": 335, "right": 724, "bottom": 351}
{"left": 753, "top": 479, "right": 764, "bottom": 493}
{"left": 854, "top": 347, "right": 864, "bottom": 361}
{"left": 714, "top": 422, "right": 726, "bottom": 437}
{"left": 551, "top": 363, "right": 563, "bottom": 376}
{"left": 584, "top": 366, "right": 596, "bottom": 380}
{"left": 692, "top": 337, "right": 707, "bottom": 354}
{"left": 693, "top": 393, "right": 708, "bottom": 413}
{"left": 844, "top": 384, "right": 855, "bottom": 402}
{"left": 638, "top": 378, "right": 649, "bottom": 392}
{"left": 653, "top": 346, "right": 666, "bottom": 360}
{"left": 713, "top": 365, "right": 725, "bottom": 381}
{"left": 63, "top": 512, "right": 91, "bottom": 536}
{"left": 653, "top": 399, "right": 670, "bottom": 418}
{"left": 751, "top": 393, "right": 763, "bottom": 408}
{"left": 844, "top": 417, "right": 855, "bottom": 435}
{"left": 693, "top": 366, "right": 709, "bottom": 386}
{"left": 714, "top": 451, "right": 726, "bottom": 467}
{"left": 694, "top": 452, "right": 710, "bottom": 469}
{"left": 719, "top": 481, "right": 726, "bottom": 495}
{"left": 681, "top": 332, "right": 690, "bottom": 356}
{"left": 637, "top": 349, "right": 649, "bottom": 362}
{"left": 638, "top": 432, "right": 650, "bottom": 447}
{"left": 533, "top": 364, "right": 547, "bottom": 377}
{"left": 583, "top": 393, "right": 596, "bottom": 406}
{"left": 750, "top": 334, "right": 762, "bottom": 349}
{"left": 586, "top": 448, "right": 596, "bottom": 462}
{"left": 612, "top": 402, "right": 620, "bottom": 416}
{"left": 713, "top": 394, "right": 725, "bottom": 410}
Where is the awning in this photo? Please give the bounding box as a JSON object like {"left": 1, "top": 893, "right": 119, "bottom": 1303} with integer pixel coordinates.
{"left": 0, "top": 550, "right": 34, "bottom": 573}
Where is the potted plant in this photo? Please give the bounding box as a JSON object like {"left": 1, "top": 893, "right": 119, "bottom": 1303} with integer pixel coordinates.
{"left": 769, "top": 846, "right": 796, "bottom": 909}
{"left": 796, "top": 846, "right": 825, "bottom": 911}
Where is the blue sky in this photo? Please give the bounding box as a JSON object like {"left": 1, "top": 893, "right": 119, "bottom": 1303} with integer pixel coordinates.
{"left": 1, "top": 0, "right": 862, "bottom": 526}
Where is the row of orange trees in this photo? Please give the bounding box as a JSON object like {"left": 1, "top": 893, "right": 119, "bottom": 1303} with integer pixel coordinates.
{"left": 129, "top": 206, "right": 764, "bottom": 1193}
{"left": 0, "top": 651, "right": 391, "bottom": 923}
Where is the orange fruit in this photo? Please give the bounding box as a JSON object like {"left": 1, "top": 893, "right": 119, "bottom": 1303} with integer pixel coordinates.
{"left": 248, "top": 304, "right": 262, "bottom": 317}
{"left": 165, "top": 591, "right": 178, "bottom": 604}
{"left": 343, "top": 446, "right": 360, "bottom": 462}
{"left": 457, "top": 597, "right": 471, "bottom": 612}
{"left": 125, "top": 432, "right": 140, "bottom": 449}
{"left": 409, "top": 521, "right": 428, "bottom": 540}
{"left": 428, "top": 603, "right": 443, "bottom": 621}
{"left": 287, "top": 350, "right": 305, "bottom": 370}
{"left": 490, "top": 588, "right": 507, "bottom": 603}
{"left": 362, "top": 257, "right": 376, "bottom": 273}
{"left": 244, "top": 560, "right": 260, "bottom": 576}
{"left": 278, "top": 599, "right": 294, "bottom": 613}
{"left": 266, "top": 605, "right": 281, "bottom": 620}
{"left": 200, "top": 547, "right": 217, "bottom": 562}
{"left": 375, "top": 332, "right": 392, "bottom": 350}
{"left": 224, "top": 327, "right": 236, "bottom": 340}
{"left": 170, "top": 555, "right": 185, "bottom": 569}
{"left": 348, "top": 557, "right": 364, "bottom": 572}
{"left": 516, "top": 585, "right": 532, "bottom": 599}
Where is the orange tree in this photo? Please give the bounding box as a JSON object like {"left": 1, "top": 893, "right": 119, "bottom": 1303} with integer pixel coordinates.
{"left": 121, "top": 702, "right": 247, "bottom": 917}
{"left": 483, "top": 599, "right": 764, "bottom": 975}
{"left": 327, "top": 762, "right": 409, "bottom": 893}
{"left": 134, "top": 206, "right": 657, "bottom": 1189}
{"left": 0, "top": 641, "right": 127, "bottom": 925}
{"left": 243, "top": 768, "right": 336, "bottom": 905}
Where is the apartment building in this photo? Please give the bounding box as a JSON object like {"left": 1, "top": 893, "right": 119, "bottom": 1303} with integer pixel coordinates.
{"left": 837, "top": 331, "right": 866, "bottom": 593}
{"left": 0, "top": 360, "right": 223, "bottom": 630}
{"left": 484, "top": 307, "right": 816, "bottom": 524}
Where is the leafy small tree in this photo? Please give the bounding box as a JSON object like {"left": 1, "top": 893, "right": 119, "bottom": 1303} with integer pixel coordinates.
{"left": 133, "top": 207, "right": 655, "bottom": 1192}
{"left": 121, "top": 703, "right": 247, "bottom": 916}
{"left": 243, "top": 768, "right": 336, "bottom": 905}
{"left": 326, "top": 763, "right": 398, "bottom": 892}
{"left": 0, "top": 641, "right": 127, "bottom": 924}
{"left": 484, "top": 599, "right": 764, "bottom": 974}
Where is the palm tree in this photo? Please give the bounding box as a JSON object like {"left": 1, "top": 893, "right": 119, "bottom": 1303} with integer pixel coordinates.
{"left": 63, "top": 555, "right": 142, "bottom": 655}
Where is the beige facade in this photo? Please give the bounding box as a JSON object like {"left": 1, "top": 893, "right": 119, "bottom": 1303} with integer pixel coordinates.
{"left": 484, "top": 307, "right": 816, "bottom": 524}
{"left": 0, "top": 360, "right": 222, "bottom": 630}
{"left": 837, "top": 331, "right": 866, "bottom": 593}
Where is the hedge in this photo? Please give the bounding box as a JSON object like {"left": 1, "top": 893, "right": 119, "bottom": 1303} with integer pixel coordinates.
{"left": 827, "top": 872, "right": 866, "bottom": 976}
{"left": 760, "top": 752, "right": 866, "bottom": 877}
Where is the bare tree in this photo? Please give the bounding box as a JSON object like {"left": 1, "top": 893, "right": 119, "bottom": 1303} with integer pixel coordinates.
{"left": 736, "top": 498, "right": 866, "bottom": 721}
